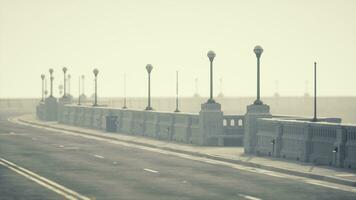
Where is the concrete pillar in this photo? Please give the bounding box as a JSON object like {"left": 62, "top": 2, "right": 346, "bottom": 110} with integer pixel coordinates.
{"left": 43, "top": 96, "right": 58, "bottom": 121}
{"left": 335, "top": 126, "right": 346, "bottom": 167}
{"left": 57, "top": 96, "right": 72, "bottom": 122}
{"left": 199, "top": 102, "right": 224, "bottom": 146}
{"left": 273, "top": 121, "right": 283, "bottom": 158}
{"left": 244, "top": 104, "right": 271, "bottom": 154}
{"left": 302, "top": 123, "right": 312, "bottom": 162}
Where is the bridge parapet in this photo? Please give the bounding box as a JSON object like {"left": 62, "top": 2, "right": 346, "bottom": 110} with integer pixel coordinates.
{"left": 255, "top": 118, "right": 356, "bottom": 169}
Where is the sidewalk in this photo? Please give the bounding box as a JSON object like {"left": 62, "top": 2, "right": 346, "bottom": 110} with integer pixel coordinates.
{"left": 16, "top": 114, "right": 356, "bottom": 187}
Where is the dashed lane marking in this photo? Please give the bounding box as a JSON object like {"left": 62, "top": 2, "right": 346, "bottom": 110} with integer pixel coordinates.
{"left": 93, "top": 154, "right": 104, "bottom": 159}
{"left": 238, "top": 194, "right": 262, "bottom": 200}
{"left": 144, "top": 168, "right": 159, "bottom": 173}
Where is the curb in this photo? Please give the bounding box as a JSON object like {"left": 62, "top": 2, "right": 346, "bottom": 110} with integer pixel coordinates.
{"left": 17, "top": 117, "right": 356, "bottom": 188}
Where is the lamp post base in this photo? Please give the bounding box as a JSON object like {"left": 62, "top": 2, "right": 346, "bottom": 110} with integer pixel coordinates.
{"left": 145, "top": 106, "right": 153, "bottom": 111}
{"left": 207, "top": 98, "right": 216, "bottom": 104}
{"left": 93, "top": 103, "right": 98, "bottom": 107}
{"left": 253, "top": 99, "right": 263, "bottom": 105}
{"left": 174, "top": 109, "right": 180, "bottom": 113}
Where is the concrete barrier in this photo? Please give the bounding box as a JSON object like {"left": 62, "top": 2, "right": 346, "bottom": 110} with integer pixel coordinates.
{"left": 344, "top": 126, "right": 356, "bottom": 169}
{"left": 172, "top": 113, "right": 194, "bottom": 143}
{"left": 144, "top": 112, "right": 158, "bottom": 138}
{"left": 156, "top": 112, "right": 174, "bottom": 141}
{"left": 255, "top": 117, "right": 356, "bottom": 169}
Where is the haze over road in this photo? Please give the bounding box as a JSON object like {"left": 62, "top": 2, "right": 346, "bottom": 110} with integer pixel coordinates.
{"left": 0, "top": 111, "right": 355, "bottom": 200}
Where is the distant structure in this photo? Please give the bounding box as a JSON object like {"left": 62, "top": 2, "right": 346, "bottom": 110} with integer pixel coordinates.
{"left": 304, "top": 80, "right": 310, "bottom": 97}
{"left": 217, "top": 78, "right": 224, "bottom": 98}
{"left": 193, "top": 78, "right": 200, "bottom": 97}
{"left": 58, "top": 83, "right": 63, "bottom": 96}
{"left": 274, "top": 80, "right": 280, "bottom": 97}
{"left": 80, "top": 75, "right": 87, "bottom": 101}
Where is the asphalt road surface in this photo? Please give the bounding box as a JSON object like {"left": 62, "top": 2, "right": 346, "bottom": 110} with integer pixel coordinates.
{"left": 0, "top": 110, "right": 356, "bottom": 200}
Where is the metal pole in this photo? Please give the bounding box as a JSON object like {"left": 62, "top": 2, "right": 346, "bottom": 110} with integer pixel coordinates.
{"left": 41, "top": 78, "right": 44, "bottom": 101}
{"left": 210, "top": 60, "right": 213, "bottom": 101}
{"left": 123, "top": 73, "right": 127, "bottom": 109}
{"left": 68, "top": 75, "right": 71, "bottom": 96}
{"left": 257, "top": 56, "right": 260, "bottom": 103}
{"left": 94, "top": 76, "right": 97, "bottom": 106}
{"left": 63, "top": 72, "right": 66, "bottom": 97}
{"left": 45, "top": 78, "right": 47, "bottom": 98}
{"left": 50, "top": 76, "right": 53, "bottom": 97}
{"left": 148, "top": 73, "right": 151, "bottom": 109}
{"left": 313, "top": 62, "right": 317, "bottom": 122}
{"left": 78, "top": 76, "right": 81, "bottom": 105}
{"left": 175, "top": 71, "right": 179, "bottom": 112}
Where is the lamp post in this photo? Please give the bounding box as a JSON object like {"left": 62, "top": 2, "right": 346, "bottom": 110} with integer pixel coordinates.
{"left": 93, "top": 68, "right": 99, "bottom": 106}
{"left": 62, "top": 67, "right": 67, "bottom": 97}
{"left": 253, "top": 45, "right": 264, "bottom": 105}
{"left": 41, "top": 74, "right": 45, "bottom": 101}
{"left": 49, "top": 68, "right": 54, "bottom": 97}
{"left": 207, "top": 50, "right": 216, "bottom": 103}
{"left": 44, "top": 77, "right": 48, "bottom": 98}
{"left": 312, "top": 62, "right": 317, "bottom": 122}
{"left": 145, "top": 64, "right": 153, "bottom": 110}
{"left": 68, "top": 74, "right": 71, "bottom": 96}
{"left": 175, "top": 71, "right": 180, "bottom": 112}
{"left": 123, "top": 73, "right": 127, "bottom": 109}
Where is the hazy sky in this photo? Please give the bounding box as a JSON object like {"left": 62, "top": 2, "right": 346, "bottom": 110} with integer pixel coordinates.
{"left": 0, "top": 0, "right": 355, "bottom": 98}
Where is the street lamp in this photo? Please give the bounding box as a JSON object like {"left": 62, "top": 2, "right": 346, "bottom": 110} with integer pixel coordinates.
{"left": 312, "top": 62, "right": 317, "bottom": 122}
{"left": 207, "top": 50, "right": 216, "bottom": 103}
{"left": 40, "top": 74, "right": 45, "bottom": 101}
{"left": 93, "top": 68, "right": 99, "bottom": 106}
{"left": 253, "top": 45, "right": 263, "bottom": 105}
{"left": 175, "top": 71, "right": 180, "bottom": 112}
{"left": 62, "top": 67, "right": 67, "bottom": 97}
{"left": 145, "top": 64, "right": 153, "bottom": 110}
{"left": 49, "top": 68, "right": 54, "bottom": 97}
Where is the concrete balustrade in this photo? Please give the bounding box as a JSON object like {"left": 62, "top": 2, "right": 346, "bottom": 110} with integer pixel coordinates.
{"left": 255, "top": 118, "right": 356, "bottom": 169}
{"left": 223, "top": 115, "right": 245, "bottom": 146}
{"left": 344, "top": 126, "right": 356, "bottom": 169}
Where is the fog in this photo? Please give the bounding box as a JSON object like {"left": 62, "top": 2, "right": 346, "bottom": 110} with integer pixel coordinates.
{"left": 1, "top": 0, "right": 356, "bottom": 98}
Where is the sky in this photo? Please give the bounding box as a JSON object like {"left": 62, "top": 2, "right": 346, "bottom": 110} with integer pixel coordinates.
{"left": 0, "top": 0, "right": 355, "bottom": 98}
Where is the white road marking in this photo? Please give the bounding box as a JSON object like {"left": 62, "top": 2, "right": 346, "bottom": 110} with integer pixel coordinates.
{"left": 63, "top": 147, "right": 79, "bottom": 150}
{"left": 59, "top": 145, "right": 64, "bottom": 148}
{"left": 93, "top": 154, "right": 104, "bottom": 159}
{"left": 0, "top": 157, "right": 90, "bottom": 200}
{"left": 11, "top": 116, "right": 356, "bottom": 193}
{"left": 336, "top": 173, "right": 355, "bottom": 177}
{"left": 238, "top": 194, "right": 262, "bottom": 200}
{"left": 144, "top": 168, "right": 159, "bottom": 173}
{"left": 305, "top": 180, "right": 340, "bottom": 190}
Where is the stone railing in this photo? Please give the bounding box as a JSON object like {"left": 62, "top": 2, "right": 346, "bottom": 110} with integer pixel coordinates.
{"left": 222, "top": 115, "right": 245, "bottom": 146}
{"left": 51, "top": 104, "right": 244, "bottom": 146}
{"left": 255, "top": 118, "right": 356, "bottom": 169}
